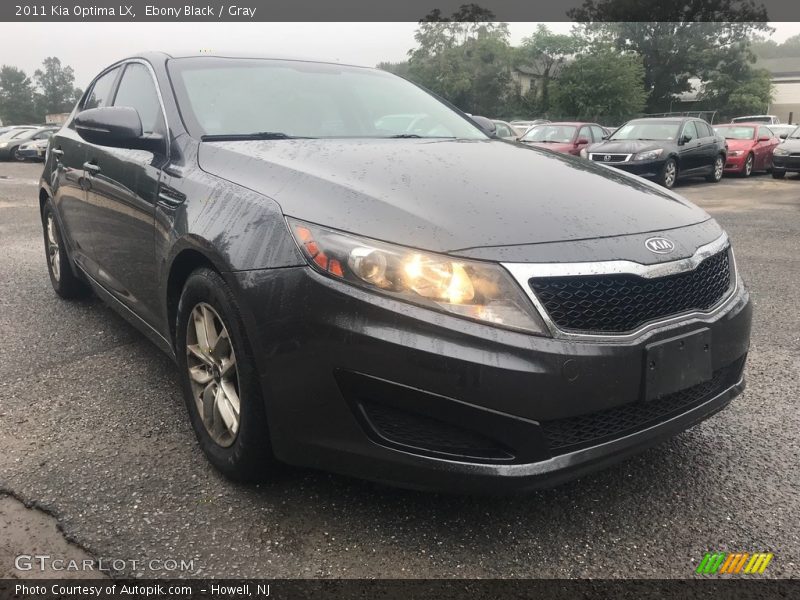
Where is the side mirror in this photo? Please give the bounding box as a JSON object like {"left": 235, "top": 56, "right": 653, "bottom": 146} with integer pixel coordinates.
{"left": 470, "top": 115, "right": 497, "bottom": 138}
{"left": 601, "top": 134, "right": 609, "bottom": 140}
{"left": 758, "top": 135, "right": 771, "bottom": 142}
{"left": 576, "top": 137, "right": 590, "bottom": 145}
{"left": 74, "top": 106, "right": 162, "bottom": 152}
{"left": 780, "top": 133, "right": 788, "bottom": 139}
{"left": 680, "top": 134, "right": 693, "bottom": 145}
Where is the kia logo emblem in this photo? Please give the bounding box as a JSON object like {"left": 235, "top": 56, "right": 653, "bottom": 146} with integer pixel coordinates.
{"left": 603, "top": 154, "right": 611, "bottom": 162}
{"left": 645, "top": 237, "right": 675, "bottom": 254}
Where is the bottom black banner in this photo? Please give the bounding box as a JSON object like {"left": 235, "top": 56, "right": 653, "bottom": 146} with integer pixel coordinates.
{"left": 0, "top": 579, "right": 797, "bottom": 600}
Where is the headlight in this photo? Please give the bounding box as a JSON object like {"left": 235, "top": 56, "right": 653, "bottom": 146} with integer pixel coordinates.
{"left": 579, "top": 148, "right": 588, "bottom": 158}
{"left": 0, "top": 142, "right": 7, "bottom": 149}
{"left": 773, "top": 147, "right": 789, "bottom": 156}
{"left": 727, "top": 150, "right": 743, "bottom": 157}
{"left": 288, "top": 218, "right": 548, "bottom": 335}
{"left": 633, "top": 148, "right": 664, "bottom": 161}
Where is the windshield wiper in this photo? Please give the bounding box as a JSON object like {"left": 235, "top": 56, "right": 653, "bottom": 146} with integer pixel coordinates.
{"left": 200, "top": 132, "right": 311, "bottom": 141}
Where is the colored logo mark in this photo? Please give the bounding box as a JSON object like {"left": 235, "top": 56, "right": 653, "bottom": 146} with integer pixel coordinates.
{"left": 696, "top": 552, "right": 773, "bottom": 574}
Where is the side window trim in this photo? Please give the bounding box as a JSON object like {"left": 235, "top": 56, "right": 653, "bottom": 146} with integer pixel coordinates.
{"left": 81, "top": 66, "right": 123, "bottom": 112}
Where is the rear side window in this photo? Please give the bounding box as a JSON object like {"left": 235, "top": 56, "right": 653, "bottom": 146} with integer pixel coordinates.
{"left": 84, "top": 68, "right": 120, "bottom": 109}
{"left": 113, "top": 63, "right": 164, "bottom": 135}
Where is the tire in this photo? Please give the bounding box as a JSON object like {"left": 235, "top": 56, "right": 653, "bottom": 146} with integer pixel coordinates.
{"left": 742, "top": 153, "right": 753, "bottom": 178}
{"left": 772, "top": 170, "right": 786, "bottom": 179}
{"left": 41, "top": 200, "right": 90, "bottom": 299}
{"left": 12, "top": 146, "right": 26, "bottom": 162}
{"left": 176, "top": 267, "right": 274, "bottom": 482}
{"left": 657, "top": 158, "right": 678, "bottom": 189}
{"left": 706, "top": 155, "right": 724, "bottom": 183}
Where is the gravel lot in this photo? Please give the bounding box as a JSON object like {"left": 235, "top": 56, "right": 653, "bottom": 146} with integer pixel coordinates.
{"left": 1, "top": 161, "right": 798, "bottom": 579}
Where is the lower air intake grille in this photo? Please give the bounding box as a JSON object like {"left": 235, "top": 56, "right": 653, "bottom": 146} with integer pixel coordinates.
{"left": 540, "top": 356, "right": 746, "bottom": 454}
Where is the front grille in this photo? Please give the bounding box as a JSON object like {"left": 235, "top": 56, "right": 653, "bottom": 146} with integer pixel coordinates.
{"left": 529, "top": 249, "right": 732, "bottom": 334}
{"left": 360, "top": 401, "right": 513, "bottom": 461}
{"left": 541, "top": 356, "right": 746, "bottom": 454}
{"left": 590, "top": 153, "right": 629, "bottom": 163}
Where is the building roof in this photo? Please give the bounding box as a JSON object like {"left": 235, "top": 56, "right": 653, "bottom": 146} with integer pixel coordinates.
{"left": 755, "top": 57, "right": 800, "bottom": 76}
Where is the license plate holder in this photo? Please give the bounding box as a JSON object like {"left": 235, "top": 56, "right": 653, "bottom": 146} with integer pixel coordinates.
{"left": 644, "top": 329, "right": 712, "bottom": 401}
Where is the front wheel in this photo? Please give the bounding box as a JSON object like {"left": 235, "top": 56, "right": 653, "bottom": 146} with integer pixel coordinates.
{"left": 742, "top": 154, "right": 753, "bottom": 177}
{"left": 176, "top": 268, "right": 275, "bottom": 481}
{"left": 706, "top": 155, "right": 724, "bottom": 183}
{"left": 772, "top": 169, "right": 786, "bottom": 179}
{"left": 657, "top": 158, "right": 678, "bottom": 189}
{"left": 12, "top": 146, "right": 26, "bottom": 162}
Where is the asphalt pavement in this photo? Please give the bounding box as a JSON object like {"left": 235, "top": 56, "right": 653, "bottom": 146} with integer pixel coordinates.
{"left": 1, "top": 161, "right": 798, "bottom": 578}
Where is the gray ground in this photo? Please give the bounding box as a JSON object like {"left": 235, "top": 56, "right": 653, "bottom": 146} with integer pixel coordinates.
{"left": 1, "top": 162, "right": 798, "bottom": 579}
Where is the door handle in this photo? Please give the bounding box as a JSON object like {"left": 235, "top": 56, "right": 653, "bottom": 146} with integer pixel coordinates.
{"left": 83, "top": 161, "right": 101, "bottom": 174}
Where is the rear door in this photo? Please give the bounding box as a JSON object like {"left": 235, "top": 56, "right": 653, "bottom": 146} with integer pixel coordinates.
{"left": 695, "top": 121, "right": 718, "bottom": 172}
{"left": 678, "top": 121, "right": 702, "bottom": 174}
{"left": 51, "top": 66, "right": 121, "bottom": 270}
{"left": 82, "top": 61, "right": 168, "bottom": 328}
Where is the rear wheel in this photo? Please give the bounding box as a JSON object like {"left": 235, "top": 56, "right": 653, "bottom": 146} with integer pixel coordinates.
{"left": 742, "top": 153, "right": 753, "bottom": 177}
{"left": 41, "top": 200, "right": 90, "bottom": 299}
{"left": 706, "top": 155, "right": 724, "bottom": 183}
{"left": 176, "top": 268, "right": 274, "bottom": 481}
{"left": 658, "top": 158, "right": 677, "bottom": 189}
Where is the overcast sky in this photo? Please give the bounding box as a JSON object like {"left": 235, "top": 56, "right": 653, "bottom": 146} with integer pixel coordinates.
{"left": 2, "top": 21, "right": 799, "bottom": 89}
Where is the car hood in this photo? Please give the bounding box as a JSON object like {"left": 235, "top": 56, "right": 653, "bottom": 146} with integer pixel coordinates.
{"left": 777, "top": 139, "right": 800, "bottom": 151}
{"left": 587, "top": 139, "right": 672, "bottom": 155}
{"left": 521, "top": 141, "right": 574, "bottom": 153}
{"left": 724, "top": 139, "right": 756, "bottom": 151}
{"left": 198, "top": 138, "right": 710, "bottom": 257}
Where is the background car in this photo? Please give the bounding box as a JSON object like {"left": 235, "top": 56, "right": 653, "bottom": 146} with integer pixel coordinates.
{"left": 768, "top": 124, "right": 799, "bottom": 139}
{"left": 731, "top": 115, "right": 781, "bottom": 125}
{"left": 0, "top": 126, "right": 56, "bottom": 161}
{"left": 771, "top": 127, "right": 800, "bottom": 178}
{"left": 0, "top": 125, "right": 37, "bottom": 136}
{"left": 713, "top": 123, "right": 780, "bottom": 177}
{"left": 16, "top": 136, "right": 50, "bottom": 161}
{"left": 492, "top": 120, "right": 518, "bottom": 140}
{"left": 582, "top": 117, "right": 726, "bottom": 188}
{"left": 519, "top": 121, "right": 607, "bottom": 156}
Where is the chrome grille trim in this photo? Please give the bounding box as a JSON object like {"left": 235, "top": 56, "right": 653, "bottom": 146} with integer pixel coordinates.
{"left": 502, "top": 234, "right": 739, "bottom": 342}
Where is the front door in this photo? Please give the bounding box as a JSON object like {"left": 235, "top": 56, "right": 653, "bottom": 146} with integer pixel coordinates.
{"left": 82, "top": 62, "right": 167, "bottom": 329}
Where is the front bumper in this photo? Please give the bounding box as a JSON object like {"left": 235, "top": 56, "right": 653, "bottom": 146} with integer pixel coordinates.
{"left": 772, "top": 154, "right": 800, "bottom": 172}
{"left": 724, "top": 154, "right": 747, "bottom": 173}
{"left": 599, "top": 158, "right": 664, "bottom": 180}
{"left": 230, "top": 266, "right": 752, "bottom": 493}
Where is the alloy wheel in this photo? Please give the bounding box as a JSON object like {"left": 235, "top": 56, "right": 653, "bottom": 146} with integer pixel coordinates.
{"left": 664, "top": 161, "right": 676, "bottom": 187}
{"left": 745, "top": 155, "right": 753, "bottom": 176}
{"left": 46, "top": 214, "right": 60, "bottom": 281}
{"left": 185, "top": 302, "right": 240, "bottom": 447}
{"left": 714, "top": 157, "right": 724, "bottom": 180}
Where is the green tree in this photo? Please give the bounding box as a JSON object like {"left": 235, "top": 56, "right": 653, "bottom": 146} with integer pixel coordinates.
{"left": 552, "top": 49, "right": 647, "bottom": 120}
{"left": 570, "top": 1, "right": 771, "bottom": 112}
{"left": 407, "top": 4, "right": 514, "bottom": 116}
{"left": 376, "top": 61, "right": 410, "bottom": 78}
{"left": 516, "top": 25, "right": 580, "bottom": 113}
{"left": 752, "top": 33, "right": 800, "bottom": 59}
{"left": 700, "top": 67, "right": 773, "bottom": 118}
{"left": 0, "top": 66, "right": 37, "bottom": 125}
{"left": 34, "top": 57, "right": 78, "bottom": 117}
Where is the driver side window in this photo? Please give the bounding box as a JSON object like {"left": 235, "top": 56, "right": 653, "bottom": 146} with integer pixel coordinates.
{"left": 113, "top": 63, "right": 165, "bottom": 135}
{"left": 682, "top": 121, "right": 698, "bottom": 141}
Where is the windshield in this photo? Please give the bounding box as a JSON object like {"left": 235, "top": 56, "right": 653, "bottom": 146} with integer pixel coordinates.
{"left": 790, "top": 126, "right": 800, "bottom": 140}
{"left": 522, "top": 124, "right": 576, "bottom": 143}
{"left": 168, "top": 57, "right": 486, "bottom": 140}
{"left": 733, "top": 116, "right": 771, "bottom": 123}
{"left": 610, "top": 121, "right": 681, "bottom": 141}
{"left": 714, "top": 126, "right": 754, "bottom": 140}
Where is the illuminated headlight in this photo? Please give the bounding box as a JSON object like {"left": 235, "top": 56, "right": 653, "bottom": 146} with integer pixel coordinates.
{"left": 633, "top": 149, "right": 664, "bottom": 161}
{"left": 727, "top": 150, "right": 743, "bottom": 157}
{"left": 579, "top": 148, "right": 588, "bottom": 159}
{"left": 773, "top": 147, "right": 790, "bottom": 156}
{"left": 288, "top": 218, "right": 548, "bottom": 335}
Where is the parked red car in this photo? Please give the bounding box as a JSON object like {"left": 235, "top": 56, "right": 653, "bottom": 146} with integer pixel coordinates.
{"left": 713, "top": 123, "right": 781, "bottom": 177}
{"left": 519, "top": 122, "right": 608, "bottom": 156}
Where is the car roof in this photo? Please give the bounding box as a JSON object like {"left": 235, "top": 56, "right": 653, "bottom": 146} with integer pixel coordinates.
{"left": 126, "top": 50, "right": 371, "bottom": 71}
{"left": 629, "top": 117, "right": 695, "bottom": 124}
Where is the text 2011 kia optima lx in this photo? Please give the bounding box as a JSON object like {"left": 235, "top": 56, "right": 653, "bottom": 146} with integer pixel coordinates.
{"left": 39, "top": 53, "right": 751, "bottom": 492}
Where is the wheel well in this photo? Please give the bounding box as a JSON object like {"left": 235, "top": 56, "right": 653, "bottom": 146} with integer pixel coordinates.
{"left": 39, "top": 188, "right": 49, "bottom": 217}
{"left": 166, "top": 249, "right": 217, "bottom": 343}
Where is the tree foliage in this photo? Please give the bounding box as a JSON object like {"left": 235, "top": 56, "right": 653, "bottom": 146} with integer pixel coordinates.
{"left": 0, "top": 66, "right": 37, "bottom": 125}
{"left": 570, "top": 1, "right": 772, "bottom": 112}
{"left": 516, "top": 25, "right": 580, "bottom": 113}
{"left": 34, "top": 57, "right": 78, "bottom": 116}
{"left": 552, "top": 49, "right": 647, "bottom": 119}
{"left": 700, "top": 67, "right": 773, "bottom": 117}
{"left": 751, "top": 33, "right": 800, "bottom": 59}
{"left": 407, "top": 4, "right": 514, "bottom": 116}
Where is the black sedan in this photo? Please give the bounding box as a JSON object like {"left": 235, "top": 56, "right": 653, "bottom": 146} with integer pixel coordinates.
{"left": 39, "top": 53, "right": 751, "bottom": 493}
{"left": 583, "top": 118, "right": 727, "bottom": 189}
{"left": 771, "top": 127, "right": 800, "bottom": 178}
